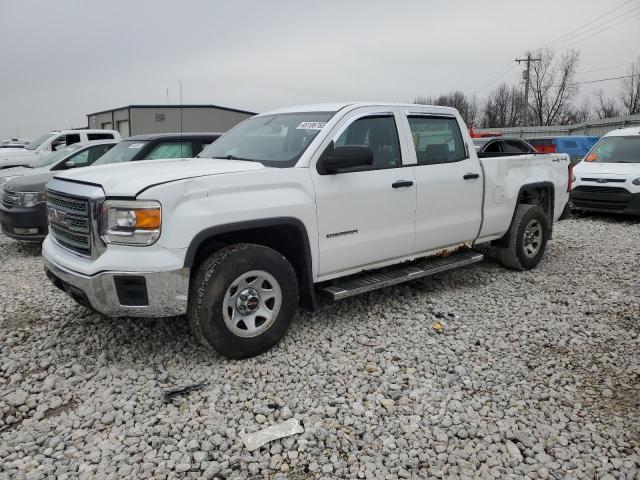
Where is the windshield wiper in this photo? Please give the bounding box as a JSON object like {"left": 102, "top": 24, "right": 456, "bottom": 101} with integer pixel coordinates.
{"left": 212, "top": 154, "right": 256, "bottom": 162}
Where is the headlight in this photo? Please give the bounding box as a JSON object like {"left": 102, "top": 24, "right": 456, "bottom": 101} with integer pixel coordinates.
{"left": 16, "top": 191, "right": 47, "bottom": 207}
{"left": 101, "top": 200, "right": 161, "bottom": 246}
{"left": 632, "top": 178, "right": 640, "bottom": 186}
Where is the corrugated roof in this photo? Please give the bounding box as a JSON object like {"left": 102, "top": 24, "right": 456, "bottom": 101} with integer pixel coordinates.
{"left": 87, "top": 104, "right": 257, "bottom": 116}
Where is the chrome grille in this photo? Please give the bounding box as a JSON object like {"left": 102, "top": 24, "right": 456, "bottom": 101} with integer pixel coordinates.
{"left": 47, "top": 190, "right": 91, "bottom": 255}
{"left": 1, "top": 187, "right": 18, "bottom": 207}
{"left": 47, "top": 192, "right": 89, "bottom": 215}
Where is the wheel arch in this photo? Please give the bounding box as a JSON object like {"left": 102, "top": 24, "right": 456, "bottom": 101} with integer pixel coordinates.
{"left": 494, "top": 181, "right": 555, "bottom": 247}
{"left": 184, "top": 217, "right": 316, "bottom": 310}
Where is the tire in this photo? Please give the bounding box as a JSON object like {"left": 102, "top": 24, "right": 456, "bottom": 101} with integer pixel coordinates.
{"left": 188, "top": 243, "right": 299, "bottom": 359}
{"left": 497, "top": 204, "right": 550, "bottom": 271}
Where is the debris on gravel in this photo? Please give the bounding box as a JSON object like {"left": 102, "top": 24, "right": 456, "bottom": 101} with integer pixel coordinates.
{"left": 1, "top": 214, "right": 639, "bottom": 479}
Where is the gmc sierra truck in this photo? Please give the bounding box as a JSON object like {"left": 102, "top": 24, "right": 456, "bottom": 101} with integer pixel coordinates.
{"left": 41, "top": 102, "right": 571, "bottom": 358}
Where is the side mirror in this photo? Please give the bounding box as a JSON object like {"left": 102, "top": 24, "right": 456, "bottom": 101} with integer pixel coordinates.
{"left": 317, "top": 142, "right": 373, "bottom": 175}
{"left": 63, "top": 160, "right": 76, "bottom": 169}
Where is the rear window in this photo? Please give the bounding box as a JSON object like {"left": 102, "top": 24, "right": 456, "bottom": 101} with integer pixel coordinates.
{"left": 87, "top": 133, "right": 114, "bottom": 140}
{"left": 585, "top": 136, "right": 640, "bottom": 163}
{"left": 408, "top": 116, "right": 467, "bottom": 165}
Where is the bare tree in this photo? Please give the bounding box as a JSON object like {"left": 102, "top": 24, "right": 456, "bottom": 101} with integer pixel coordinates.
{"left": 571, "top": 98, "right": 593, "bottom": 123}
{"left": 593, "top": 90, "right": 621, "bottom": 119}
{"left": 529, "top": 49, "right": 581, "bottom": 126}
{"left": 413, "top": 91, "right": 479, "bottom": 127}
{"left": 481, "top": 83, "right": 524, "bottom": 128}
{"left": 619, "top": 57, "right": 640, "bottom": 115}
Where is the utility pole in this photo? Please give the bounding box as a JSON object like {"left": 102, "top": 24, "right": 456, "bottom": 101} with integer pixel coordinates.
{"left": 516, "top": 53, "right": 541, "bottom": 126}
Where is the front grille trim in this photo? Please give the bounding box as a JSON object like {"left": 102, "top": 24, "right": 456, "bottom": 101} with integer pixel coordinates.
{"left": 46, "top": 180, "right": 106, "bottom": 259}
{"left": 2, "top": 187, "right": 18, "bottom": 207}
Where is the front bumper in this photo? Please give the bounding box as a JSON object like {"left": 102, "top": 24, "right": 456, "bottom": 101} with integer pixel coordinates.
{"left": 570, "top": 187, "right": 640, "bottom": 216}
{"left": 0, "top": 203, "right": 47, "bottom": 241}
{"left": 43, "top": 256, "right": 190, "bottom": 318}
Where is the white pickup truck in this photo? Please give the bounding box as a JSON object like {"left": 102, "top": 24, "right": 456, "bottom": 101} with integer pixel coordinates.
{"left": 0, "top": 129, "right": 121, "bottom": 169}
{"left": 42, "top": 102, "right": 571, "bottom": 358}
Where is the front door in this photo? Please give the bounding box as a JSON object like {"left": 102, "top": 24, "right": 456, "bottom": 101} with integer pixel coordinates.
{"left": 311, "top": 112, "right": 416, "bottom": 277}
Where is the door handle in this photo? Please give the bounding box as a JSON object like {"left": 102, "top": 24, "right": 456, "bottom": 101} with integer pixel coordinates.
{"left": 392, "top": 180, "right": 414, "bottom": 188}
{"left": 463, "top": 173, "right": 480, "bottom": 180}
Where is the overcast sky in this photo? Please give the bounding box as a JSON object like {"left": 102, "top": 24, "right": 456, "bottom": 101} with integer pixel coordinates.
{"left": 1, "top": 0, "right": 638, "bottom": 139}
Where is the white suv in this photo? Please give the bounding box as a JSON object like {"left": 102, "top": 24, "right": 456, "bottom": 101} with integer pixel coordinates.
{"left": 0, "top": 129, "right": 121, "bottom": 169}
{"left": 571, "top": 127, "right": 640, "bottom": 216}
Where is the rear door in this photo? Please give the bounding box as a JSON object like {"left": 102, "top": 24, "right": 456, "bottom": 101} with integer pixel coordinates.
{"left": 405, "top": 114, "right": 483, "bottom": 253}
{"left": 310, "top": 108, "right": 416, "bottom": 277}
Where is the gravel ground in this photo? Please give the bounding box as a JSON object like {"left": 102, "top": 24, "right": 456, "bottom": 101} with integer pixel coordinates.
{"left": 1, "top": 214, "right": 639, "bottom": 480}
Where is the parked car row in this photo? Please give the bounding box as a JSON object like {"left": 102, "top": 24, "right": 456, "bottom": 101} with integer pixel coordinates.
{"left": 0, "top": 133, "right": 220, "bottom": 240}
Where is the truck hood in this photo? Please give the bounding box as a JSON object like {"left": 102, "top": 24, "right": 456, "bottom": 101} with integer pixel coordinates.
{"left": 0, "top": 149, "right": 37, "bottom": 167}
{"left": 4, "top": 171, "right": 54, "bottom": 192}
{"left": 574, "top": 161, "right": 640, "bottom": 176}
{"left": 0, "top": 166, "right": 33, "bottom": 179}
{"left": 53, "top": 157, "right": 267, "bottom": 196}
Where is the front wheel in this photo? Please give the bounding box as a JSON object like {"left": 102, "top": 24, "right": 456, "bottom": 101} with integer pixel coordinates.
{"left": 496, "top": 204, "right": 550, "bottom": 271}
{"left": 188, "top": 243, "right": 299, "bottom": 358}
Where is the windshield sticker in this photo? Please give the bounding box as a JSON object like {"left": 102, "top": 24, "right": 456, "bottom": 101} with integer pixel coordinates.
{"left": 128, "top": 143, "right": 144, "bottom": 149}
{"left": 296, "top": 122, "right": 327, "bottom": 130}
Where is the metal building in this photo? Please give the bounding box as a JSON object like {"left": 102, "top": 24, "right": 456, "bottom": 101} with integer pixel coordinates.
{"left": 86, "top": 104, "right": 256, "bottom": 138}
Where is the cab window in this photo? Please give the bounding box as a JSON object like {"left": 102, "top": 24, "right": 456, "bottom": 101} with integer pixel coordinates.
{"left": 408, "top": 116, "right": 466, "bottom": 165}
{"left": 335, "top": 115, "right": 402, "bottom": 169}
{"left": 51, "top": 134, "right": 81, "bottom": 151}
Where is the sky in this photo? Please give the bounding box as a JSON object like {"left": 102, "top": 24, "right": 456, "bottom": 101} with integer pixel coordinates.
{"left": 1, "top": 0, "right": 638, "bottom": 139}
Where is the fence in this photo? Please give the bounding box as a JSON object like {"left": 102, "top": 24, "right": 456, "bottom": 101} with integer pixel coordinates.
{"left": 475, "top": 114, "right": 640, "bottom": 138}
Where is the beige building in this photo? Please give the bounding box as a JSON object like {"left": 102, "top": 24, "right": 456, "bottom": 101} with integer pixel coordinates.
{"left": 86, "top": 104, "right": 256, "bottom": 138}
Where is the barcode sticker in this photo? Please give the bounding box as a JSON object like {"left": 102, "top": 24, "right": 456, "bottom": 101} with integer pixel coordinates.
{"left": 296, "top": 122, "right": 326, "bottom": 130}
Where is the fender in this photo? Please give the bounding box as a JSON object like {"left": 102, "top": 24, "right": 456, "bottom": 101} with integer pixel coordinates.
{"left": 183, "top": 217, "right": 316, "bottom": 310}
{"left": 495, "top": 181, "right": 555, "bottom": 246}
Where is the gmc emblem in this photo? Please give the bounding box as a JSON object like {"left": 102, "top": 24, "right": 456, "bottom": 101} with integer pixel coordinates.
{"left": 48, "top": 208, "right": 69, "bottom": 228}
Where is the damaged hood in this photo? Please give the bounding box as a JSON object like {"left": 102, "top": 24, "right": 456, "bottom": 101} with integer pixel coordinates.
{"left": 52, "top": 157, "right": 267, "bottom": 196}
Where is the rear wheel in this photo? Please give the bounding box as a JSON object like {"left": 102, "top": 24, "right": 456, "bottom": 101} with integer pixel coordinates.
{"left": 188, "top": 243, "right": 299, "bottom": 358}
{"left": 497, "top": 204, "right": 549, "bottom": 271}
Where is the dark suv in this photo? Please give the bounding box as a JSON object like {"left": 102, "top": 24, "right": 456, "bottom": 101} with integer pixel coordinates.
{"left": 0, "top": 133, "right": 221, "bottom": 242}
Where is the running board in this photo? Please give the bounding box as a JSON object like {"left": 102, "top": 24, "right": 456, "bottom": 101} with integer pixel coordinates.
{"left": 318, "top": 251, "right": 484, "bottom": 301}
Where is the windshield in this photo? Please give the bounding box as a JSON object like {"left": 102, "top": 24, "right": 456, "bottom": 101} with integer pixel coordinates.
{"left": 198, "top": 111, "right": 335, "bottom": 167}
{"left": 585, "top": 136, "right": 640, "bottom": 163}
{"left": 25, "top": 133, "right": 55, "bottom": 150}
{"left": 27, "top": 145, "right": 80, "bottom": 168}
{"left": 92, "top": 140, "right": 148, "bottom": 165}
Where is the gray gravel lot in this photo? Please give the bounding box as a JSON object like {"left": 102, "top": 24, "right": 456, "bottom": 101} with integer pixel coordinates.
{"left": 1, "top": 214, "right": 639, "bottom": 480}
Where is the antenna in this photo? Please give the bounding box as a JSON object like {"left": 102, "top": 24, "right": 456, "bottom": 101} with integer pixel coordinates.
{"left": 179, "top": 80, "right": 183, "bottom": 136}
{"left": 166, "top": 87, "right": 170, "bottom": 105}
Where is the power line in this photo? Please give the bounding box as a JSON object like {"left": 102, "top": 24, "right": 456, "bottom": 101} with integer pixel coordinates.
{"left": 579, "top": 62, "right": 634, "bottom": 74}
{"left": 537, "top": 0, "right": 635, "bottom": 50}
{"left": 564, "top": 74, "right": 635, "bottom": 87}
{"left": 474, "top": 63, "right": 518, "bottom": 93}
{"left": 559, "top": 11, "right": 640, "bottom": 50}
